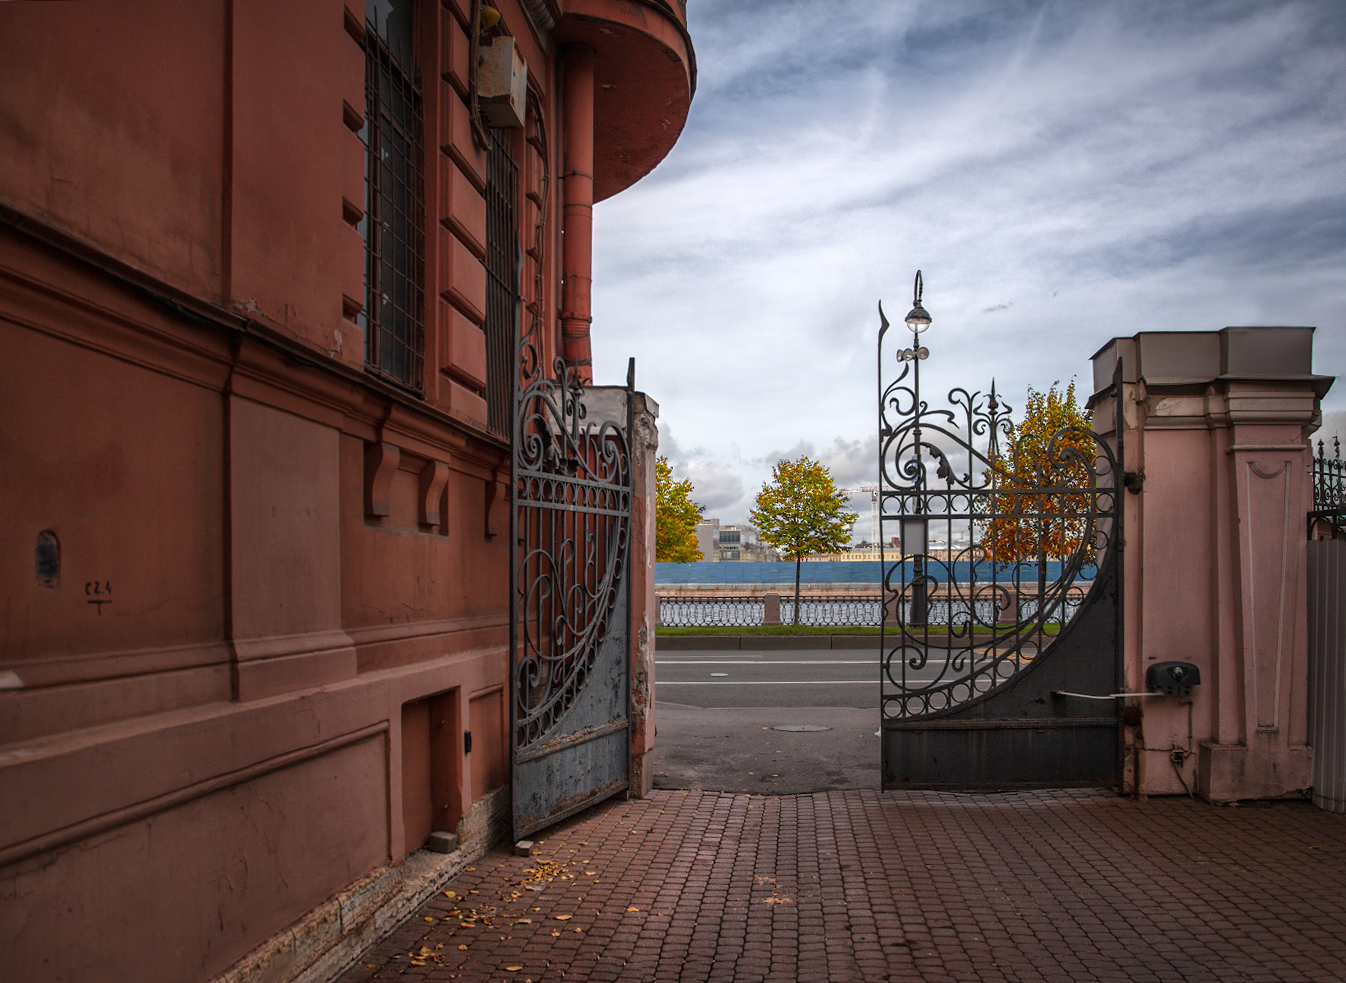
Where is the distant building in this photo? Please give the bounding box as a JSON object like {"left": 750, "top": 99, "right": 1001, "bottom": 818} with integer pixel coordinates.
{"left": 695, "top": 518, "right": 720, "bottom": 560}
{"left": 803, "top": 546, "right": 882, "bottom": 562}
{"left": 801, "top": 539, "right": 984, "bottom": 562}
{"left": 694, "top": 519, "right": 778, "bottom": 561}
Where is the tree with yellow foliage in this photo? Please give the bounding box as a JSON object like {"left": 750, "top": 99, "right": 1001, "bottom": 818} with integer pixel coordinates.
{"left": 655, "top": 457, "right": 704, "bottom": 562}
{"left": 982, "top": 381, "right": 1094, "bottom": 604}
{"left": 750, "top": 457, "right": 856, "bottom": 625}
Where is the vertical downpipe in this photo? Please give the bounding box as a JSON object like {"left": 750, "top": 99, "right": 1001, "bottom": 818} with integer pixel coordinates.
{"left": 560, "top": 44, "right": 595, "bottom": 383}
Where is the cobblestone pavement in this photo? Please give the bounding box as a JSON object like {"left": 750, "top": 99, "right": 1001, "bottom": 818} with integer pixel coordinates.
{"left": 340, "top": 789, "right": 1346, "bottom": 983}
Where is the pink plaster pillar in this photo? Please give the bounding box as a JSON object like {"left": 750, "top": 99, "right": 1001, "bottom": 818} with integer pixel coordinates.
{"left": 1090, "top": 328, "right": 1331, "bottom": 801}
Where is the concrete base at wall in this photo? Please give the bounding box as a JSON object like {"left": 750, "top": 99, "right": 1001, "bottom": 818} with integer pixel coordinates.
{"left": 213, "top": 786, "right": 511, "bottom": 983}
{"left": 1197, "top": 740, "right": 1313, "bottom": 803}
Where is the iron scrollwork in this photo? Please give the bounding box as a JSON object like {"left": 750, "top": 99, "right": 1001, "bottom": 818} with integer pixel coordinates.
{"left": 878, "top": 291, "right": 1120, "bottom": 721}
{"left": 511, "top": 317, "right": 632, "bottom": 752}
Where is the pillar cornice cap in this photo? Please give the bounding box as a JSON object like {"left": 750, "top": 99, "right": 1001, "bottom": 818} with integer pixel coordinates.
{"left": 1090, "top": 326, "right": 1335, "bottom": 402}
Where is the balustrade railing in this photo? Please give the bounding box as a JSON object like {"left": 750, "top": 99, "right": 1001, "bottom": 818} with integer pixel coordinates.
{"left": 782, "top": 596, "right": 881, "bottom": 627}
{"left": 658, "top": 596, "right": 764, "bottom": 628}
{"left": 658, "top": 588, "right": 1088, "bottom": 629}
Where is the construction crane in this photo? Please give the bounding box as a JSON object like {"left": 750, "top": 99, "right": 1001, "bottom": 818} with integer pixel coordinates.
{"left": 838, "top": 486, "right": 880, "bottom": 545}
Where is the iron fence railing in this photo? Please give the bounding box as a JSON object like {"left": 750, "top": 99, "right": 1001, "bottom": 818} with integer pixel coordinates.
{"left": 1313, "top": 438, "right": 1346, "bottom": 532}
{"left": 658, "top": 589, "right": 1089, "bottom": 629}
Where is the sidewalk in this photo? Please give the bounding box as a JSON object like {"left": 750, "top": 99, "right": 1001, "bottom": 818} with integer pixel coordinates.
{"left": 338, "top": 789, "right": 1346, "bottom": 983}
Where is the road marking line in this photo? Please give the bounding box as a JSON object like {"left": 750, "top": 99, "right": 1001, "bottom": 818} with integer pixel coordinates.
{"left": 656, "top": 660, "right": 880, "bottom": 665}
{"left": 656, "top": 680, "right": 878, "bottom": 685}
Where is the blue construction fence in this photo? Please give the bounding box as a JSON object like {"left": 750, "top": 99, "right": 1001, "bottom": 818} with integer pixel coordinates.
{"left": 654, "top": 560, "right": 1095, "bottom": 585}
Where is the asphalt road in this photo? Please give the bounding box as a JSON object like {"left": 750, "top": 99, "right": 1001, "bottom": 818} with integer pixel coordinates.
{"left": 650, "top": 646, "right": 891, "bottom": 794}
{"left": 655, "top": 648, "right": 883, "bottom": 709}
{"left": 649, "top": 643, "right": 1035, "bottom": 793}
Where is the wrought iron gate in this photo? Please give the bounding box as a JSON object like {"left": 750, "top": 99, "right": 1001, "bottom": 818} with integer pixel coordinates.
{"left": 510, "top": 329, "right": 634, "bottom": 839}
{"left": 878, "top": 274, "right": 1123, "bottom": 790}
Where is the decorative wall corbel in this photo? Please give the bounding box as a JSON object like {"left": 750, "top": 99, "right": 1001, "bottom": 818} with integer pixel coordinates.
{"left": 419, "top": 461, "right": 450, "bottom": 531}
{"left": 364, "top": 441, "right": 400, "bottom": 517}
{"left": 485, "top": 475, "right": 508, "bottom": 540}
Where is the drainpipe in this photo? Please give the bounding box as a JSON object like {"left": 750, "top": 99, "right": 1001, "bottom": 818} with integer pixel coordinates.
{"left": 560, "top": 43, "right": 595, "bottom": 383}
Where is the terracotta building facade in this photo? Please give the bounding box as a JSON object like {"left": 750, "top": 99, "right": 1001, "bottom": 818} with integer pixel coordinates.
{"left": 0, "top": 1, "right": 692, "bottom": 981}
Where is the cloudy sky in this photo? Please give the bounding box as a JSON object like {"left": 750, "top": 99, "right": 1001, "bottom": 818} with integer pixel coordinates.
{"left": 589, "top": 0, "right": 1346, "bottom": 527}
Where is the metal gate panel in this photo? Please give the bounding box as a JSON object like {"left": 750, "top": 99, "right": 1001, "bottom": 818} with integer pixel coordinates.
{"left": 509, "top": 336, "right": 634, "bottom": 839}
{"left": 877, "top": 273, "right": 1123, "bottom": 791}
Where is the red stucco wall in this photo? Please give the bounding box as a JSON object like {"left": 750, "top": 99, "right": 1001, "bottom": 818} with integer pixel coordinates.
{"left": 0, "top": 1, "right": 690, "bottom": 979}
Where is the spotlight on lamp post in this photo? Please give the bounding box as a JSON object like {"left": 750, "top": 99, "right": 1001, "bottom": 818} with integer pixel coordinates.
{"left": 896, "top": 269, "right": 931, "bottom": 363}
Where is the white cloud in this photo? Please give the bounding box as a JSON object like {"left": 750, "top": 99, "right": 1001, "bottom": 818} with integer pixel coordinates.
{"left": 1316, "top": 411, "right": 1346, "bottom": 456}
{"left": 593, "top": 0, "right": 1346, "bottom": 512}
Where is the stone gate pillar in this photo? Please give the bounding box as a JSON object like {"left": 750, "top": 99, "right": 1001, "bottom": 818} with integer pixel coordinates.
{"left": 627, "top": 392, "right": 660, "bottom": 797}
{"left": 1089, "top": 327, "right": 1332, "bottom": 801}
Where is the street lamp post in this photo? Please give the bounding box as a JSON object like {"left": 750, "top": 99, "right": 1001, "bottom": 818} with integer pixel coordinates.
{"left": 898, "top": 271, "right": 930, "bottom": 626}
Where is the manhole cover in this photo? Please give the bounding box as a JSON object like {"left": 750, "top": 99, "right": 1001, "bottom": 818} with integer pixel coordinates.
{"left": 773, "top": 725, "right": 832, "bottom": 732}
{"left": 710, "top": 672, "right": 729, "bottom": 677}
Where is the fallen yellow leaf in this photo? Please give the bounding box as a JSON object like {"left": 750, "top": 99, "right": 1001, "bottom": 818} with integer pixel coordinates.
{"left": 424, "top": 916, "right": 435, "bottom": 922}
{"left": 554, "top": 914, "right": 571, "bottom": 920}
{"left": 458, "top": 944, "right": 469, "bottom": 950}
{"left": 626, "top": 907, "right": 639, "bottom": 912}
{"left": 445, "top": 891, "right": 457, "bottom": 897}
{"left": 506, "top": 967, "right": 523, "bottom": 972}
{"left": 516, "top": 918, "right": 531, "bottom": 923}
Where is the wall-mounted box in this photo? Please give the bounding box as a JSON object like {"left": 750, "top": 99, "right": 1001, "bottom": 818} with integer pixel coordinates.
{"left": 478, "top": 37, "right": 526, "bottom": 128}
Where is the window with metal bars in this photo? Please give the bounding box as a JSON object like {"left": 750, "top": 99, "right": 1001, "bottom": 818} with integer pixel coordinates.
{"left": 484, "top": 129, "right": 518, "bottom": 436}
{"left": 361, "top": 2, "right": 425, "bottom": 392}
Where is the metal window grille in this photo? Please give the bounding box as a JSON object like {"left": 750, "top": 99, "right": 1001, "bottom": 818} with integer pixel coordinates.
{"left": 363, "top": 12, "right": 425, "bottom": 392}
{"left": 484, "top": 129, "right": 518, "bottom": 437}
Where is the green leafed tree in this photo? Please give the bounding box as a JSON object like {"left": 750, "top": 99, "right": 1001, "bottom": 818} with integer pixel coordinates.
{"left": 655, "top": 457, "right": 704, "bottom": 562}
{"left": 750, "top": 457, "right": 856, "bottom": 625}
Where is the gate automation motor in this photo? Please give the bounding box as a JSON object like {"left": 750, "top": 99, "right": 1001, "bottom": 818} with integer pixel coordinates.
{"left": 1146, "top": 661, "right": 1201, "bottom": 698}
{"left": 1054, "top": 661, "right": 1202, "bottom": 701}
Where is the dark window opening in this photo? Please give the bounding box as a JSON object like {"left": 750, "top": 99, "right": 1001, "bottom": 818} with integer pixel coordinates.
{"left": 362, "top": 1, "right": 425, "bottom": 392}
{"left": 484, "top": 128, "right": 518, "bottom": 437}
